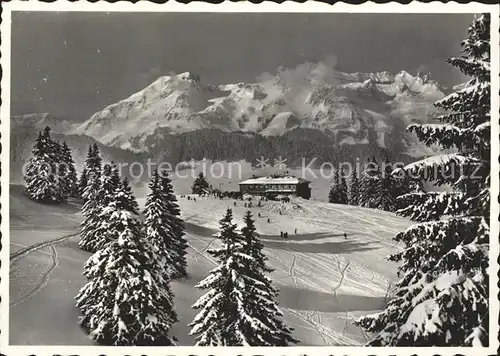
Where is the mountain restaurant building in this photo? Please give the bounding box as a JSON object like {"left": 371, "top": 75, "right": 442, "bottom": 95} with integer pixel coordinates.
{"left": 238, "top": 175, "right": 311, "bottom": 199}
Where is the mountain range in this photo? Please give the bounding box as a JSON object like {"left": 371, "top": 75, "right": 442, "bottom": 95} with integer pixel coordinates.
{"left": 11, "top": 67, "right": 452, "bottom": 181}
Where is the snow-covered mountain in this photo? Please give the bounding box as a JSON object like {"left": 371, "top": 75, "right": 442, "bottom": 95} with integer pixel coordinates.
{"left": 11, "top": 113, "right": 76, "bottom": 134}
{"left": 70, "top": 69, "right": 447, "bottom": 155}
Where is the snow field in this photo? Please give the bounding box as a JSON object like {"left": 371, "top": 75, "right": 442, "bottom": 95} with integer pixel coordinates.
{"left": 153, "top": 193, "right": 411, "bottom": 345}
{"left": 10, "top": 184, "right": 411, "bottom": 345}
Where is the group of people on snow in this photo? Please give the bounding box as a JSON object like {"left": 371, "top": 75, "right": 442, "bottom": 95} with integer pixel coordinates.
{"left": 182, "top": 192, "right": 349, "bottom": 241}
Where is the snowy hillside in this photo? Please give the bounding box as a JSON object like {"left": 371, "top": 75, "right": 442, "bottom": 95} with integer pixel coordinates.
{"left": 70, "top": 68, "right": 447, "bottom": 155}
{"left": 10, "top": 184, "right": 411, "bottom": 345}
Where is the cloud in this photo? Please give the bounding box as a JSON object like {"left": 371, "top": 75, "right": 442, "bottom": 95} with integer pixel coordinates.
{"left": 139, "top": 66, "right": 162, "bottom": 83}
{"left": 256, "top": 54, "right": 342, "bottom": 117}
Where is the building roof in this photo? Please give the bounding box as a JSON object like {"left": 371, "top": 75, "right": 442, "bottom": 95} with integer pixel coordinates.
{"left": 239, "top": 176, "right": 310, "bottom": 185}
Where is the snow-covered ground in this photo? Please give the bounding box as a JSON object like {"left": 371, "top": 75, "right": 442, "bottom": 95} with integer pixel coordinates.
{"left": 9, "top": 184, "right": 411, "bottom": 345}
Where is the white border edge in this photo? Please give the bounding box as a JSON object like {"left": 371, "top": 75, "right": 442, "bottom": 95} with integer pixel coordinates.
{"left": 1, "top": 2, "right": 499, "bottom": 356}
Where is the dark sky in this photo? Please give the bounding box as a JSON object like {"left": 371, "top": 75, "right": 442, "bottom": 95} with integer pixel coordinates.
{"left": 11, "top": 12, "right": 473, "bottom": 121}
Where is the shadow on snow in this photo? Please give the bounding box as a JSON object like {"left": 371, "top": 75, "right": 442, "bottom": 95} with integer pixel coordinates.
{"left": 277, "top": 284, "right": 388, "bottom": 313}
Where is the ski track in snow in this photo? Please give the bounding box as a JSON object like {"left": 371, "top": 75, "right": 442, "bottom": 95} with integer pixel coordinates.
{"left": 10, "top": 245, "right": 60, "bottom": 308}
{"left": 185, "top": 224, "right": 375, "bottom": 345}
{"left": 10, "top": 242, "right": 83, "bottom": 263}
{"left": 10, "top": 231, "right": 80, "bottom": 264}
{"left": 10, "top": 227, "right": 80, "bottom": 308}
{"left": 186, "top": 232, "right": 355, "bottom": 345}
{"left": 9, "top": 190, "right": 410, "bottom": 346}
{"left": 175, "top": 195, "right": 411, "bottom": 345}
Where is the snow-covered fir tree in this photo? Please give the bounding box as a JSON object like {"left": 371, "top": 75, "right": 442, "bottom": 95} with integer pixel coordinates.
{"left": 59, "top": 141, "right": 79, "bottom": 198}
{"left": 78, "top": 145, "right": 93, "bottom": 199}
{"left": 83, "top": 144, "right": 103, "bottom": 192}
{"left": 191, "top": 172, "right": 210, "bottom": 195}
{"left": 240, "top": 210, "right": 273, "bottom": 274}
{"left": 391, "top": 170, "right": 426, "bottom": 212}
{"left": 77, "top": 168, "right": 88, "bottom": 199}
{"left": 328, "top": 168, "right": 348, "bottom": 204}
{"left": 76, "top": 181, "right": 178, "bottom": 345}
{"left": 78, "top": 145, "right": 104, "bottom": 252}
{"left": 53, "top": 139, "right": 69, "bottom": 201}
{"left": 189, "top": 209, "right": 297, "bottom": 346}
{"left": 83, "top": 163, "right": 122, "bottom": 251}
{"left": 79, "top": 144, "right": 103, "bottom": 201}
{"left": 143, "top": 169, "right": 175, "bottom": 278}
{"left": 92, "top": 176, "right": 139, "bottom": 252}
{"left": 347, "top": 165, "right": 360, "bottom": 205}
{"left": 143, "top": 169, "right": 187, "bottom": 280}
{"left": 119, "top": 177, "right": 140, "bottom": 215}
{"left": 355, "top": 14, "right": 491, "bottom": 346}
{"left": 158, "top": 170, "right": 188, "bottom": 278}
{"left": 79, "top": 173, "right": 103, "bottom": 252}
{"left": 24, "top": 127, "right": 65, "bottom": 203}
{"left": 377, "top": 158, "right": 399, "bottom": 212}
{"left": 238, "top": 210, "right": 298, "bottom": 345}
{"left": 358, "top": 157, "right": 381, "bottom": 208}
{"left": 99, "top": 163, "right": 121, "bottom": 207}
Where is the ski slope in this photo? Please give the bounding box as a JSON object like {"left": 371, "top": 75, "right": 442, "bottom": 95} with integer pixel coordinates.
{"left": 9, "top": 184, "right": 411, "bottom": 345}
{"left": 173, "top": 195, "right": 410, "bottom": 345}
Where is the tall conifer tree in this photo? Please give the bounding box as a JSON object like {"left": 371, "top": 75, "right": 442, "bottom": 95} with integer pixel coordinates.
{"left": 239, "top": 211, "right": 297, "bottom": 345}
{"left": 24, "top": 126, "right": 66, "bottom": 203}
{"left": 192, "top": 172, "right": 210, "bottom": 195}
{"left": 78, "top": 145, "right": 93, "bottom": 199}
{"left": 355, "top": 14, "right": 491, "bottom": 346}
{"left": 78, "top": 168, "right": 88, "bottom": 199}
{"left": 79, "top": 145, "right": 104, "bottom": 252}
{"left": 377, "top": 158, "right": 399, "bottom": 212}
{"left": 358, "top": 157, "right": 381, "bottom": 208}
{"left": 189, "top": 209, "right": 297, "bottom": 346}
{"left": 59, "top": 141, "right": 79, "bottom": 198}
{"left": 144, "top": 169, "right": 187, "bottom": 279}
{"left": 158, "top": 170, "right": 188, "bottom": 278}
{"left": 347, "top": 165, "right": 360, "bottom": 205}
{"left": 328, "top": 169, "right": 348, "bottom": 204}
{"left": 76, "top": 182, "right": 178, "bottom": 345}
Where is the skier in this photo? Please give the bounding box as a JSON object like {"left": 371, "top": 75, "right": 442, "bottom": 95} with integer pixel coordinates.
{"left": 267, "top": 218, "right": 270, "bottom": 223}
{"left": 344, "top": 232, "right": 347, "bottom": 239}
{"left": 258, "top": 212, "right": 261, "bottom": 218}
{"left": 284, "top": 232, "right": 288, "bottom": 239}
{"left": 187, "top": 196, "right": 190, "bottom": 201}
{"left": 295, "top": 228, "right": 297, "bottom": 235}
{"left": 194, "top": 197, "right": 196, "bottom": 202}
{"left": 234, "top": 201, "right": 237, "bottom": 206}
{"left": 280, "top": 231, "right": 283, "bottom": 238}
